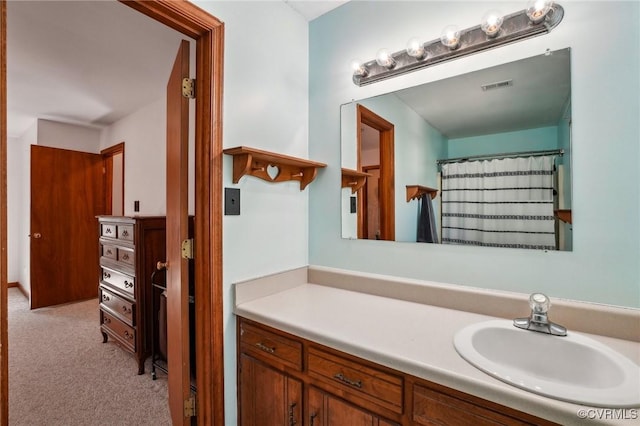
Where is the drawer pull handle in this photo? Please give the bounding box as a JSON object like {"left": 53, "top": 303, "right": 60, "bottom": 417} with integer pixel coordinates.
{"left": 310, "top": 412, "right": 317, "bottom": 426}
{"left": 333, "top": 373, "right": 362, "bottom": 389}
{"left": 255, "top": 342, "right": 275, "bottom": 354}
{"left": 102, "top": 295, "right": 110, "bottom": 302}
{"left": 124, "top": 280, "right": 133, "bottom": 289}
{"left": 124, "top": 330, "right": 134, "bottom": 340}
{"left": 105, "top": 228, "right": 112, "bottom": 234}
{"left": 121, "top": 230, "right": 129, "bottom": 237}
{"left": 103, "top": 317, "right": 111, "bottom": 324}
{"left": 121, "top": 253, "right": 129, "bottom": 261}
{"left": 106, "top": 249, "right": 113, "bottom": 255}
{"left": 288, "top": 402, "right": 297, "bottom": 426}
{"left": 122, "top": 306, "right": 131, "bottom": 314}
{"left": 103, "top": 272, "right": 111, "bottom": 279}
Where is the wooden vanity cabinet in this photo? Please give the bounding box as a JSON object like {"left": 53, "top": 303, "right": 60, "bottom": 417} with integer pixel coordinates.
{"left": 237, "top": 317, "right": 557, "bottom": 426}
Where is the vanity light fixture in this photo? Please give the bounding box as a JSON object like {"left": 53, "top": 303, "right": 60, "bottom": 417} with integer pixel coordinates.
{"left": 352, "top": 1, "right": 564, "bottom": 86}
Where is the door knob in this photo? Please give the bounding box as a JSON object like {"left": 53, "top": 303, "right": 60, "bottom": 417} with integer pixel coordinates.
{"left": 156, "top": 261, "right": 169, "bottom": 270}
{"left": 31, "top": 233, "right": 42, "bottom": 239}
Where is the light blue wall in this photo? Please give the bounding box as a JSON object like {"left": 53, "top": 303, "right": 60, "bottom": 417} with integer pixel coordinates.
{"left": 309, "top": 1, "right": 639, "bottom": 307}
{"left": 193, "top": 2, "right": 309, "bottom": 424}
{"left": 447, "top": 126, "right": 558, "bottom": 158}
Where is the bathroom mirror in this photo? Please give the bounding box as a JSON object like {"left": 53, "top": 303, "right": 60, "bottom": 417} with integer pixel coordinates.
{"left": 341, "top": 48, "right": 572, "bottom": 251}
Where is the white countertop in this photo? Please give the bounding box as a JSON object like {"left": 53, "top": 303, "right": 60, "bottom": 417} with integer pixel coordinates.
{"left": 234, "top": 281, "right": 640, "bottom": 426}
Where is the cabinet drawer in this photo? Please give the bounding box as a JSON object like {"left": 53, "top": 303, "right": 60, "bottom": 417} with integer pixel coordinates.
{"left": 118, "top": 224, "right": 134, "bottom": 241}
{"left": 101, "top": 223, "right": 117, "bottom": 238}
{"left": 101, "top": 268, "right": 135, "bottom": 296}
{"left": 308, "top": 346, "right": 403, "bottom": 414}
{"left": 101, "top": 244, "right": 117, "bottom": 260}
{"left": 117, "top": 247, "right": 135, "bottom": 267}
{"left": 101, "top": 310, "right": 135, "bottom": 352}
{"left": 239, "top": 320, "right": 302, "bottom": 371}
{"left": 100, "top": 286, "right": 134, "bottom": 325}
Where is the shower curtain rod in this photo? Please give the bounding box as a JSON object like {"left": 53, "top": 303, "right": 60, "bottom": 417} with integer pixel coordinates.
{"left": 436, "top": 149, "right": 564, "bottom": 165}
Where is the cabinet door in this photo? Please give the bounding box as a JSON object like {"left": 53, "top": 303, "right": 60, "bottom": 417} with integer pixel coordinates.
{"left": 239, "top": 354, "right": 302, "bottom": 426}
{"left": 308, "top": 387, "right": 397, "bottom": 426}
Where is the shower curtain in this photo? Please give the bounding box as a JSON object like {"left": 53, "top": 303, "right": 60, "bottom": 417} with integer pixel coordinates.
{"left": 441, "top": 156, "right": 556, "bottom": 250}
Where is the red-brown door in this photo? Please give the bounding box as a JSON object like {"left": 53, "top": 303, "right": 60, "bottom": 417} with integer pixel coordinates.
{"left": 166, "top": 39, "right": 192, "bottom": 425}
{"left": 30, "top": 145, "right": 105, "bottom": 309}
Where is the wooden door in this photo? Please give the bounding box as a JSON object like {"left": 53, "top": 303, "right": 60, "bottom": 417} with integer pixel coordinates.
{"left": 239, "top": 354, "right": 302, "bottom": 426}
{"left": 30, "top": 145, "right": 105, "bottom": 309}
{"left": 166, "top": 39, "right": 193, "bottom": 425}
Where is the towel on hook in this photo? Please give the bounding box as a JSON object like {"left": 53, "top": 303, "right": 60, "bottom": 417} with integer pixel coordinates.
{"left": 417, "top": 194, "right": 439, "bottom": 243}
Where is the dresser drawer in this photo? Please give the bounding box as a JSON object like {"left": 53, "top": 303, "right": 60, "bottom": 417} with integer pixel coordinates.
{"left": 101, "top": 310, "right": 135, "bottom": 352}
{"left": 101, "top": 223, "right": 117, "bottom": 238}
{"left": 117, "top": 224, "right": 134, "bottom": 241}
{"left": 117, "top": 247, "right": 135, "bottom": 267}
{"left": 100, "top": 286, "right": 134, "bottom": 325}
{"left": 101, "top": 267, "right": 135, "bottom": 296}
{"left": 308, "top": 346, "right": 403, "bottom": 414}
{"left": 101, "top": 244, "right": 117, "bottom": 260}
{"left": 239, "top": 320, "right": 302, "bottom": 371}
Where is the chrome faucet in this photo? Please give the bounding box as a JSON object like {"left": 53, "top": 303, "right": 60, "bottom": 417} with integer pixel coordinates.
{"left": 514, "top": 293, "right": 567, "bottom": 336}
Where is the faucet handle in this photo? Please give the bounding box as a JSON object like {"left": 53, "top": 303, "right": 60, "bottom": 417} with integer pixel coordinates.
{"left": 529, "top": 293, "right": 550, "bottom": 314}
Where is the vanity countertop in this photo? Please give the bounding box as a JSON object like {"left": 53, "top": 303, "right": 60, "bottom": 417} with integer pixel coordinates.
{"left": 234, "top": 277, "right": 640, "bottom": 426}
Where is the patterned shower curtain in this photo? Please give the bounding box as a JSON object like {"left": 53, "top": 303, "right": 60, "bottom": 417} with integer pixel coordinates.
{"left": 441, "top": 156, "right": 556, "bottom": 250}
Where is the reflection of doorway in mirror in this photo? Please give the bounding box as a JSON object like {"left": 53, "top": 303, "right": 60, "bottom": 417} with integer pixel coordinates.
{"left": 357, "top": 104, "right": 395, "bottom": 241}
{"left": 363, "top": 166, "right": 380, "bottom": 239}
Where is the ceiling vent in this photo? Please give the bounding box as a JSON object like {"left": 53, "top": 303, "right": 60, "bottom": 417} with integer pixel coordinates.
{"left": 481, "top": 79, "right": 514, "bottom": 91}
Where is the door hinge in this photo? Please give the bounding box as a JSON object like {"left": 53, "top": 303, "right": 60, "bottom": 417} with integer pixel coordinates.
{"left": 182, "top": 78, "right": 195, "bottom": 99}
{"left": 181, "top": 238, "right": 194, "bottom": 260}
{"left": 184, "top": 395, "right": 196, "bottom": 418}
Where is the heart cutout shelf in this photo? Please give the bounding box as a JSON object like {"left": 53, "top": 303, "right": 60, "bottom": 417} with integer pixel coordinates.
{"left": 223, "top": 146, "right": 327, "bottom": 190}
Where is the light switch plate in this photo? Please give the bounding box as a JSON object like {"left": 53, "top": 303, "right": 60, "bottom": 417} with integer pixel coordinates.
{"left": 225, "top": 188, "right": 240, "bottom": 215}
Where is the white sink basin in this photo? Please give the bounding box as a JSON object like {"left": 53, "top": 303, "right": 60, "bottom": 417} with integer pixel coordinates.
{"left": 454, "top": 320, "right": 640, "bottom": 407}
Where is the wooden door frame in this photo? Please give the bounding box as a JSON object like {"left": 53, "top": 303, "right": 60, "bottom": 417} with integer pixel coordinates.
{"left": 101, "top": 142, "right": 125, "bottom": 216}
{"left": 356, "top": 104, "right": 395, "bottom": 241}
{"left": 0, "top": 1, "right": 225, "bottom": 425}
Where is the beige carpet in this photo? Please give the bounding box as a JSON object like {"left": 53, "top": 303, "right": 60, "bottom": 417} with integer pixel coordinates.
{"left": 8, "top": 288, "right": 171, "bottom": 425}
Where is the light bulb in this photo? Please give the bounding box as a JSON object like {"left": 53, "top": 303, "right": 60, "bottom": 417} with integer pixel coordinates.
{"left": 350, "top": 59, "right": 368, "bottom": 77}
{"left": 526, "top": 0, "right": 553, "bottom": 24}
{"left": 481, "top": 10, "right": 503, "bottom": 38}
{"left": 406, "top": 37, "right": 426, "bottom": 60}
{"left": 375, "top": 48, "right": 396, "bottom": 68}
{"left": 440, "top": 25, "right": 461, "bottom": 50}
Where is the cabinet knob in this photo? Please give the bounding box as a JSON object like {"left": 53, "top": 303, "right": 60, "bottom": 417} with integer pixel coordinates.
{"left": 31, "top": 232, "right": 42, "bottom": 239}
{"left": 103, "top": 317, "right": 111, "bottom": 324}
{"left": 156, "top": 261, "right": 169, "bottom": 270}
{"left": 102, "top": 295, "right": 110, "bottom": 302}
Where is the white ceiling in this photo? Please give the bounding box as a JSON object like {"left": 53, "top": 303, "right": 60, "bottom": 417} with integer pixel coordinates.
{"left": 6, "top": 0, "right": 347, "bottom": 139}
{"left": 7, "top": 1, "right": 189, "bottom": 139}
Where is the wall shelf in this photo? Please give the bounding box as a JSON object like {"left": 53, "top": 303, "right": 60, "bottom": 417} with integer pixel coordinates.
{"left": 341, "top": 168, "right": 371, "bottom": 194}
{"left": 554, "top": 209, "right": 572, "bottom": 224}
{"left": 223, "top": 146, "right": 327, "bottom": 190}
{"left": 406, "top": 185, "right": 438, "bottom": 202}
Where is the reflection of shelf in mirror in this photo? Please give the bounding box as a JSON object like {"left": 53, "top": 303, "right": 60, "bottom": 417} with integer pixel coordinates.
{"left": 554, "top": 209, "right": 572, "bottom": 224}
{"left": 341, "top": 168, "right": 371, "bottom": 194}
{"left": 406, "top": 185, "right": 438, "bottom": 202}
{"left": 223, "top": 146, "right": 327, "bottom": 190}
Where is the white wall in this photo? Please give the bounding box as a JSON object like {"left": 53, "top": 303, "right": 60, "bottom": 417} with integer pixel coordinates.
{"left": 309, "top": 1, "right": 640, "bottom": 307}
{"left": 192, "top": 1, "right": 309, "bottom": 424}
{"left": 37, "top": 119, "right": 101, "bottom": 153}
{"left": 100, "top": 98, "right": 167, "bottom": 216}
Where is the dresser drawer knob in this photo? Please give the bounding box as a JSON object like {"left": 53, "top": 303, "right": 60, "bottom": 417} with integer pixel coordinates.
{"left": 124, "top": 330, "right": 134, "bottom": 340}
{"left": 121, "top": 253, "right": 129, "bottom": 261}
{"left": 121, "top": 230, "right": 129, "bottom": 237}
{"left": 122, "top": 306, "right": 131, "bottom": 314}
{"left": 124, "top": 280, "right": 133, "bottom": 289}
{"left": 103, "top": 272, "right": 111, "bottom": 279}
{"left": 106, "top": 249, "right": 113, "bottom": 255}
{"left": 102, "top": 295, "right": 110, "bottom": 302}
{"left": 333, "top": 373, "right": 362, "bottom": 389}
{"left": 255, "top": 342, "right": 276, "bottom": 354}
{"left": 103, "top": 317, "right": 111, "bottom": 324}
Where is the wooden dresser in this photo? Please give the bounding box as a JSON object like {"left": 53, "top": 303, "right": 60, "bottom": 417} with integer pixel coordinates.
{"left": 98, "top": 216, "right": 166, "bottom": 374}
